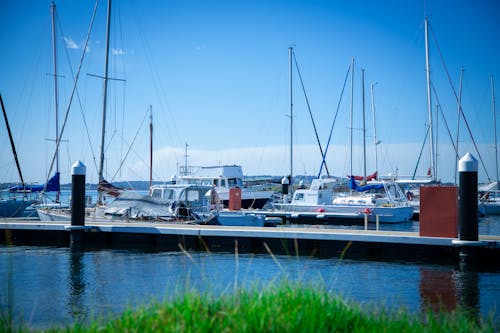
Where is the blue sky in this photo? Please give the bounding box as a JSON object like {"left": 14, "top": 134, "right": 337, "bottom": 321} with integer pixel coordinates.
{"left": 1, "top": 0, "right": 499, "bottom": 185}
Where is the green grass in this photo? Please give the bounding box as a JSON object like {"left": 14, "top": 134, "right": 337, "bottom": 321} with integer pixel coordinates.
{"left": 4, "top": 282, "right": 496, "bottom": 333}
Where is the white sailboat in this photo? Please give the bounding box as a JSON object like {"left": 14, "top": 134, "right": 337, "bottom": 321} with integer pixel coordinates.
{"left": 479, "top": 75, "right": 500, "bottom": 215}
{"left": 270, "top": 51, "right": 413, "bottom": 223}
{"left": 37, "top": 0, "right": 116, "bottom": 221}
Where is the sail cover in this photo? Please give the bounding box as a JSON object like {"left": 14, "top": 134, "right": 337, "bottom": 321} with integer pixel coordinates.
{"left": 349, "top": 176, "right": 384, "bottom": 192}
{"left": 104, "top": 191, "right": 173, "bottom": 219}
{"left": 8, "top": 172, "right": 60, "bottom": 193}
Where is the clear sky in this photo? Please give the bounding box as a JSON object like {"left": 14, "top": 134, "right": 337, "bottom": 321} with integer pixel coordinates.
{"left": 1, "top": 0, "right": 499, "bottom": 185}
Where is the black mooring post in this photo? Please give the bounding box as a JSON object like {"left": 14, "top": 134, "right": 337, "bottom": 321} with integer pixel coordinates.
{"left": 458, "top": 153, "right": 478, "bottom": 241}
{"left": 281, "top": 176, "right": 289, "bottom": 195}
{"left": 70, "top": 161, "right": 86, "bottom": 249}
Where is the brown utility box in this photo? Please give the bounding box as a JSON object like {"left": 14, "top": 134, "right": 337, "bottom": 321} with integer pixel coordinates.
{"left": 419, "top": 186, "right": 458, "bottom": 238}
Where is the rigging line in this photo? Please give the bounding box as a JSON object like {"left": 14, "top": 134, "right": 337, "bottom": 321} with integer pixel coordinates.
{"left": 56, "top": 13, "right": 99, "bottom": 175}
{"left": 0, "top": 94, "right": 25, "bottom": 189}
{"left": 43, "top": 0, "right": 100, "bottom": 190}
{"left": 429, "top": 24, "right": 491, "bottom": 182}
{"left": 431, "top": 82, "right": 459, "bottom": 159}
{"left": 318, "top": 63, "right": 351, "bottom": 177}
{"left": 292, "top": 51, "right": 330, "bottom": 176}
{"left": 412, "top": 125, "right": 430, "bottom": 179}
{"left": 133, "top": 8, "right": 180, "bottom": 147}
{"left": 110, "top": 109, "right": 149, "bottom": 181}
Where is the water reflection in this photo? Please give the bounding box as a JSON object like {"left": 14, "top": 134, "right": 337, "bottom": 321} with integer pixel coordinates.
{"left": 419, "top": 253, "right": 480, "bottom": 321}
{"left": 420, "top": 268, "right": 457, "bottom": 312}
{"left": 456, "top": 249, "right": 480, "bottom": 321}
{"left": 1, "top": 245, "right": 498, "bottom": 330}
{"left": 68, "top": 249, "right": 87, "bottom": 323}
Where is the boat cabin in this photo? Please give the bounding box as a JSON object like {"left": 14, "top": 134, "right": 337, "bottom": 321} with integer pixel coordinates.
{"left": 177, "top": 165, "right": 244, "bottom": 193}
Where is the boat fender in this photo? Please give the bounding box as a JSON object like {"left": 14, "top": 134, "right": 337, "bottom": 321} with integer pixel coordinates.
{"left": 363, "top": 208, "right": 372, "bottom": 215}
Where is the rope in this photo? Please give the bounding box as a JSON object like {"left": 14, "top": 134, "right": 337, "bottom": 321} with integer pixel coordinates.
{"left": 430, "top": 23, "right": 491, "bottom": 181}
{"left": 57, "top": 13, "right": 99, "bottom": 175}
{"left": 43, "top": 0, "right": 100, "bottom": 190}
{"left": 431, "top": 82, "right": 459, "bottom": 159}
{"left": 110, "top": 108, "right": 149, "bottom": 180}
{"left": 292, "top": 51, "right": 330, "bottom": 176}
{"left": 412, "top": 125, "right": 429, "bottom": 179}
{"left": 318, "top": 63, "right": 351, "bottom": 177}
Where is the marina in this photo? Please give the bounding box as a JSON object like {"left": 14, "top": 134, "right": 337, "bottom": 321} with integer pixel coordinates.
{"left": 1, "top": 216, "right": 500, "bottom": 330}
{"left": 1, "top": 0, "right": 499, "bottom": 330}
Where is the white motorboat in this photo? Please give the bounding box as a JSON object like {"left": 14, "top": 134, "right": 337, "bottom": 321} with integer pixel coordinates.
{"left": 176, "top": 165, "right": 273, "bottom": 209}
{"left": 272, "top": 177, "right": 414, "bottom": 223}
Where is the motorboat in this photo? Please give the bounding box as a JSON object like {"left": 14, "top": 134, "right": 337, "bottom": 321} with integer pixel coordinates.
{"left": 176, "top": 165, "right": 273, "bottom": 209}
{"left": 272, "top": 177, "right": 414, "bottom": 223}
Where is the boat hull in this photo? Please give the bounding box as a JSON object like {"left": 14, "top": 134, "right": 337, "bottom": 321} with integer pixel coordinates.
{"left": 272, "top": 203, "right": 414, "bottom": 223}
{"left": 0, "top": 199, "right": 33, "bottom": 218}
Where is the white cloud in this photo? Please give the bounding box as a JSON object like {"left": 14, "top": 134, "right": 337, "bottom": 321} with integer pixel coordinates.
{"left": 112, "top": 48, "right": 126, "bottom": 56}
{"left": 63, "top": 36, "right": 78, "bottom": 49}
{"left": 86, "top": 142, "right": 497, "bottom": 185}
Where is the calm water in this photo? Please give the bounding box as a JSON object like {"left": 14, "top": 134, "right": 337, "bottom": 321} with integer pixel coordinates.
{"left": 1, "top": 241, "right": 500, "bottom": 329}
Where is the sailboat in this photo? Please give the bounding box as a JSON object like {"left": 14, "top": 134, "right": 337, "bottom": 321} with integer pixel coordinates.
{"left": 37, "top": 0, "right": 117, "bottom": 221}
{"left": 271, "top": 52, "right": 413, "bottom": 223}
{"left": 478, "top": 75, "right": 500, "bottom": 215}
{"left": 0, "top": 93, "right": 34, "bottom": 217}
{"left": 1, "top": 94, "right": 60, "bottom": 217}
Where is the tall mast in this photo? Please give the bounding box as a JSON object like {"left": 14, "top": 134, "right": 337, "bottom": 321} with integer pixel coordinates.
{"left": 0, "top": 94, "right": 25, "bottom": 191}
{"left": 454, "top": 67, "right": 464, "bottom": 185}
{"left": 492, "top": 75, "right": 498, "bottom": 186}
{"left": 288, "top": 45, "right": 293, "bottom": 186}
{"left": 149, "top": 105, "right": 153, "bottom": 189}
{"left": 97, "top": 0, "right": 112, "bottom": 204}
{"left": 349, "top": 58, "right": 355, "bottom": 179}
{"left": 424, "top": 17, "right": 436, "bottom": 180}
{"left": 50, "top": 1, "right": 60, "bottom": 202}
{"left": 361, "top": 69, "right": 366, "bottom": 180}
{"left": 370, "top": 82, "right": 379, "bottom": 178}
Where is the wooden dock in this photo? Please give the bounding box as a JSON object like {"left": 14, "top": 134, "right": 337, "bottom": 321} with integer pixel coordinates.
{"left": 1, "top": 218, "right": 499, "bottom": 268}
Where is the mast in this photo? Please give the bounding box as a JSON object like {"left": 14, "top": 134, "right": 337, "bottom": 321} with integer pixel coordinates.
{"left": 50, "top": 1, "right": 60, "bottom": 202}
{"left": 424, "top": 17, "right": 436, "bottom": 180}
{"left": 454, "top": 67, "right": 464, "bottom": 185}
{"left": 492, "top": 75, "right": 498, "bottom": 186}
{"left": 349, "top": 58, "right": 355, "bottom": 179}
{"left": 361, "top": 69, "right": 366, "bottom": 180}
{"left": 370, "top": 82, "right": 379, "bottom": 178}
{"left": 0, "top": 94, "right": 25, "bottom": 190}
{"left": 288, "top": 45, "right": 293, "bottom": 187}
{"left": 149, "top": 105, "right": 153, "bottom": 189}
{"left": 97, "top": 0, "right": 112, "bottom": 204}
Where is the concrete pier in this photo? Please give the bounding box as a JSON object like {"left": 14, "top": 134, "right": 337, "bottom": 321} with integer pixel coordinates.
{"left": 1, "top": 219, "right": 499, "bottom": 269}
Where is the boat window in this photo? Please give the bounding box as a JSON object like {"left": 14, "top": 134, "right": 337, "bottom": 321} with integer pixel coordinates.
{"left": 151, "top": 189, "right": 162, "bottom": 198}
{"left": 221, "top": 179, "right": 226, "bottom": 187}
{"left": 163, "top": 189, "right": 174, "bottom": 200}
{"left": 214, "top": 179, "right": 219, "bottom": 187}
{"left": 228, "top": 178, "right": 240, "bottom": 187}
{"left": 187, "top": 190, "right": 201, "bottom": 203}
{"left": 294, "top": 193, "right": 304, "bottom": 201}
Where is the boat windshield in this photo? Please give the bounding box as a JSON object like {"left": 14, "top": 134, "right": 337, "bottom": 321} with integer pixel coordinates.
{"left": 228, "top": 178, "right": 241, "bottom": 187}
